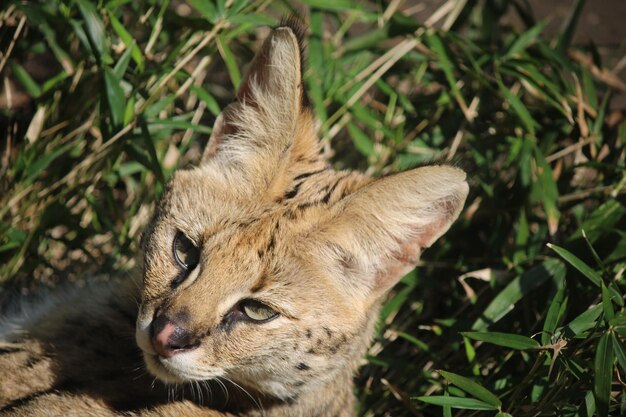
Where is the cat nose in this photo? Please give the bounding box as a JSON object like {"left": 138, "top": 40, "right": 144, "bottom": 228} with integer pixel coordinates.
{"left": 150, "top": 315, "right": 200, "bottom": 358}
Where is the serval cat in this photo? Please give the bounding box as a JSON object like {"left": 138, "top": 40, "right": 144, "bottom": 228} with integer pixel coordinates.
{"left": 0, "top": 18, "right": 468, "bottom": 417}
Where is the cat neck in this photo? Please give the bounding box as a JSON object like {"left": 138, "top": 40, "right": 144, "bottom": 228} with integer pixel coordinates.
{"left": 234, "top": 368, "right": 356, "bottom": 417}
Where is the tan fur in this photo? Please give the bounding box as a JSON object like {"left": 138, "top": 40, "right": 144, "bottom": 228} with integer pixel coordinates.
{"left": 0, "top": 20, "right": 468, "bottom": 416}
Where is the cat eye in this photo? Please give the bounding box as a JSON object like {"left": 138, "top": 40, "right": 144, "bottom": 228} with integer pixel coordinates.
{"left": 173, "top": 232, "right": 199, "bottom": 270}
{"left": 240, "top": 300, "right": 278, "bottom": 322}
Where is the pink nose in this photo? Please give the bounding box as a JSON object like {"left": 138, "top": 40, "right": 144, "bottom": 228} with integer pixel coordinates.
{"left": 150, "top": 315, "right": 199, "bottom": 358}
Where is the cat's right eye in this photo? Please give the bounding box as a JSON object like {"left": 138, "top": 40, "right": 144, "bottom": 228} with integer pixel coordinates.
{"left": 173, "top": 232, "right": 200, "bottom": 270}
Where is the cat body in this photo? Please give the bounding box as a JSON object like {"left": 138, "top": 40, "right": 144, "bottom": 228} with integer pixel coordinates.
{"left": 0, "top": 19, "right": 468, "bottom": 416}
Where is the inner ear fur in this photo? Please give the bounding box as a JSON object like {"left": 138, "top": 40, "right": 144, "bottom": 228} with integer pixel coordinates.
{"left": 310, "top": 165, "right": 469, "bottom": 298}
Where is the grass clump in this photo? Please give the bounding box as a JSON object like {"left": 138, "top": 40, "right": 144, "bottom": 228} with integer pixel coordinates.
{"left": 1, "top": 1, "right": 625, "bottom": 416}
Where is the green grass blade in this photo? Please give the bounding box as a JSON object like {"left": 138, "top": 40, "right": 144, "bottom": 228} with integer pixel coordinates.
{"left": 593, "top": 332, "right": 613, "bottom": 417}
{"left": 188, "top": 0, "right": 217, "bottom": 22}
{"left": 557, "top": 0, "right": 586, "bottom": 52}
{"left": 562, "top": 304, "right": 603, "bottom": 337}
{"left": 463, "top": 336, "right": 480, "bottom": 376}
{"left": 347, "top": 123, "right": 374, "bottom": 157}
{"left": 438, "top": 371, "right": 501, "bottom": 407}
{"left": 25, "top": 142, "right": 74, "bottom": 181}
{"left": 217, "top": 35, "right": 241, "bottom": 90}
{"left": 496, "top": 77, "right": 537, "bottom": 136}
{"left": 396, "top": 331, "right": 429, "bottom": 351}
{"left": 74, "top": 0, "right": 110, "bottom": 62}
{"left": 11, "top": 63, "right": 42, "bottom": 98}
{"left": 612, "top": 332, "right": 626, "bottom": 376}
{"left": 576, "top": 391, "right": 596, "bottom": 417}
{"left": 601, "top": 283, "right": 615, "bottom": 322}
{"left": 542, "top": 278, "right": 567, "bottom": 345}
{"left": 103, "top": 66, "right": 126, "bottom": 127}
{"left": 547, "top": 243, "right": 602, "bottom": 287}
{"left": 427, "top": 32, "right": 469, "bottom": 118}
{"left": 107, "top": 11, "right": 144, "bottom": 72}
{"left": 576, "top": 200, "right": 626, "bottom": 243}
{"left": 443, "top": 390, "right": 452, "bottom": 417}
{"left": 461, "top": 331, "right": 539, "bottom": 350}
{"left": 472, "top": 259, "right": 565, "bottom": 330}
{"left": 414, "top": 396, "right": 499, "bottom": 410}
{"left": 113, "top": 39, "right": 135, "bottom": 79}
{"left": 41, "top": 71, "right": 70, "bottom": 93}
{"left": 189, "top": 85, "right": 221, "bottom": 116}
{"left": 532, "top": 148, "right": 560, "bottom": 235}
{"left": 505, "top": 21, "right": 546, "bottom": 59}
{"left": 136, "top": 118, "right": 165, "bottom": 184}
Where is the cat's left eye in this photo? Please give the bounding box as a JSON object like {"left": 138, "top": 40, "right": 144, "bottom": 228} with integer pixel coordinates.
{"left": 241, "top": 300, "right": 278, "bottom": 322}
{"left": 173, "top": 232, "right": 199, "bottom": 270}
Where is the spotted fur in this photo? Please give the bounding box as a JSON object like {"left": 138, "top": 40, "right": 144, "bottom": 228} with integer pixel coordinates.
{"left": 0, "top": 19, "right": 468, "bottom": 416}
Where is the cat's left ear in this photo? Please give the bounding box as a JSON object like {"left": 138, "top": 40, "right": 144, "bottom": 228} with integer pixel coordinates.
{"left": 305, "top": 165, "right": 469, "bottom": 299}
{"left": 199, "top": 21, "right": 320, "bottom": 196}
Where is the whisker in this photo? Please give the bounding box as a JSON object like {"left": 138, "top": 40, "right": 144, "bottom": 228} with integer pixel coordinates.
{"left": 214, "top": 377, "right": 229, "bottom": 407}
{"left": 223, "top": 376, "right": 265, "bottom": 417}
{"left": 198, "top": 380, "right": 206, "bottom": 405}
{"left": 202, "top": 380, "right": 214, "bottom": 404}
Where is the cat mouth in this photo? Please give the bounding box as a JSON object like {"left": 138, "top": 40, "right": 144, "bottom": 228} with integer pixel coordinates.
{"left": 144, "top": 352, "right": 187, "bottom": 383}
{"left": 143, "top": 351, "right": 223, "bottom": 383}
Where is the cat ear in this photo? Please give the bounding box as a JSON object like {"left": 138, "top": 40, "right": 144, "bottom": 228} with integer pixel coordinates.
{"left": 201, "top": 25, "right": 301, "bottom": 163}
{"left": 309, "top": 166, "right": 468, "bottom": 298}
{"left": 200, "top": 22, "right": 319, "bottom": 190}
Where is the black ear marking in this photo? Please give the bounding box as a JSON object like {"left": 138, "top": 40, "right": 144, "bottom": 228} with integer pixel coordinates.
{"left": 279, "top": 15, "right": 307, "bottom": 52}
{"left": 278, "top": 15, "right": 311, "bottom": 109}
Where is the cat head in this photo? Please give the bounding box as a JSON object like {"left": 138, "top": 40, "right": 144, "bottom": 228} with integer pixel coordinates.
{"left": 135, "top": 19, "right": 468, "bottom": 400}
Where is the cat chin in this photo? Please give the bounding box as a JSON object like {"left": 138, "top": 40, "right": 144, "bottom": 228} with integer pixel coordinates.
{"left": 143, "top": 352, "right": 222, "bottom": 384}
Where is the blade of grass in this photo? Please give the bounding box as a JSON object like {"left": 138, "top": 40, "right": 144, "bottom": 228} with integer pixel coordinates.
{"left": 547, "top": 243, "right": 602, "bottom": 286}
{"left": 438, "top": 370, "right": 501, "bottom": 407}
{"left": 427, "top": 32, "right": 473, "bottom": 121}
{"left": 496, "top": 76, "right": 537, "bottom": 136}
{"left": 414, "top": 396, "right": 499, "bottom": 410}
{"left": 216, "top": 35, "right": 241, "bottom": 90}
{"left": 472, "top": 259, "right": 565, "bottom": 331}
{"left": 103, "top": 66, "right": 126, "bottom": 128}
{"left": 504, "top": 21, "right": 546, "bottom": 59}
{"left": 188, "top": 0, "right": 217, "bottom": 22}
{"left": 557, "top": 0, "right": 586, "bottom": 52}
{"left": 11, "top": 63, "right": 42, "bottom": 98}
{"left": 347, "top": 123, "right": 374, "bottom": 157}
{"left": 74, "top": 0, "right": 110, "bottom": 63}
{"left": 461, "top": 332, "right": 539, "bottom": 350}
{"left": 107, "top": 11, "right": 145, "bottom": 72}
{"left": 542, "top": 278, "right": 567, "bottom": 345}
{"left": 561, "top": 304, "right": 603, "bottom": 337}
{"left": 593, "top": 332, "right": 613, "bottom": 417}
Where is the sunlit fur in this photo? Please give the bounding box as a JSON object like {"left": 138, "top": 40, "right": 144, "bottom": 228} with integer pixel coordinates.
{"left": 0, "top": 19, "right": 468, "bottom": 417}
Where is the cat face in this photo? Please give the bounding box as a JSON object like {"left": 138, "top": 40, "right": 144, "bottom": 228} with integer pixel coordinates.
{"left": 135, "top": 20, "right": 468, "bottom": 400}
{"left": 135, "top": 168, "right": 374, "bottom": 398}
